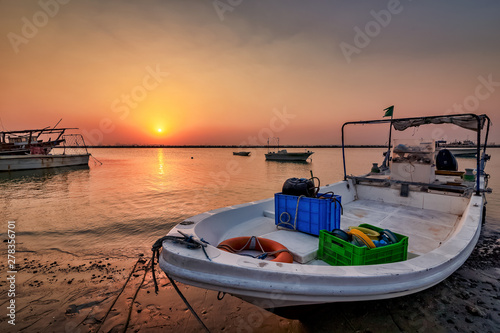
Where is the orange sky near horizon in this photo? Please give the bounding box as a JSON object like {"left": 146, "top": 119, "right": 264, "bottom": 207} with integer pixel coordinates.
{"left": 1, "top": 1, "right": 499, "bottom": 146}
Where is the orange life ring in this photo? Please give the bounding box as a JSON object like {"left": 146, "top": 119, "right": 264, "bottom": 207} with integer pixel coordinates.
{"left": 217, "top": 236, "right": 293, "bottom": 263}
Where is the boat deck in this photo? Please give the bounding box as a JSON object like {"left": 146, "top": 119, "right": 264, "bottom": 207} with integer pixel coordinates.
{"left": 340, "top": 199, "right": 460, "bottom": 256}
{"left": 220, "top": 198, "right": 461, "bottom": 265}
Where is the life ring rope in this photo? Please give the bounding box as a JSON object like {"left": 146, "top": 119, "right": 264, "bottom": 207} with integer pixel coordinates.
{"left": 217, "top": 236, "right": 294, "bottom": 263}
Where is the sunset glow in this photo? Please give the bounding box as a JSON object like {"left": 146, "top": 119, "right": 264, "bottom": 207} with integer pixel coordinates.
{"left": 1, "top": 1, "right": 499, "bottom": 145}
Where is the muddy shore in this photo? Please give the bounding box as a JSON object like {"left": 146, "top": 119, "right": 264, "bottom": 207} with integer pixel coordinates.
{"left": 1, "top": 222, "right": 498, "bottom": 333}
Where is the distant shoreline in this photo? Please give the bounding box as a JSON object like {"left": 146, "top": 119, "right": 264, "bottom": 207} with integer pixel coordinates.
{"left": 81, "top": 145, "right": 500, "bottom": 149}
{"left": 84, "top": 145, "right": 383, "bottom": 148}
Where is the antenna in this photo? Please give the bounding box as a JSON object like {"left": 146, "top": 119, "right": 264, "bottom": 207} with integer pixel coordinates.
{"left": 51, "top": 118, "right": 63, "bottom": 130}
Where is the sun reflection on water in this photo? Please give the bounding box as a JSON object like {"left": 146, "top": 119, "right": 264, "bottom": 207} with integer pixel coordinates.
{"left": 157, "top": 148, "right": 164, "bottom": 175}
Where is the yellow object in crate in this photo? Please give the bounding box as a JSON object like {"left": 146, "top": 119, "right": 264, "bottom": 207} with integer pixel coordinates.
{"left": 348, "top": 226, "right": 380, "bottom": 240}
{"left": 318, "top": 224, "right": 409, "bottom": 266}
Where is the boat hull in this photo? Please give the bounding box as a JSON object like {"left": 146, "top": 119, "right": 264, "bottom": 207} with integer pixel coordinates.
{"left": 446, "top": 148, "right": 477, "bottom": 157}
{"left": 0, "top": 154, "right": 90, "bottom": 172}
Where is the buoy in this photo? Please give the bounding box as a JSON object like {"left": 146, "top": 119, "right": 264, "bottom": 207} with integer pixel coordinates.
{"left": 217, "top": 236, "right": 293, "bottom": 263}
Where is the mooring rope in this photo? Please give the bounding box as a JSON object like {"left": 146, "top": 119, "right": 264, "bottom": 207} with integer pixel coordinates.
{"left": 96, "top": 257, "right": 142, "bottom": 333}
{"left": 123, "top": 259, "right": 150, "bottom": 333}
{"left": 151, "top": 236, "right": 171, "bottom": 295}
{"left": 151, "top": 235, "right": 211, "bottom": 333}
{"left": 150, "top": 234, "right": 210, "bottom": 294}
{"left": 164, "top": 272, "right": 211, "bottom": 333}
{"left": 91, "top": 155, "right": 103, "bottom": 166}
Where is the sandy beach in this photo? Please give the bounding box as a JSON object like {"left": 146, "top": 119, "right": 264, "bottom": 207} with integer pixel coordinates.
{"left": 1, "top": 221, "right": 498, "bottom": 333}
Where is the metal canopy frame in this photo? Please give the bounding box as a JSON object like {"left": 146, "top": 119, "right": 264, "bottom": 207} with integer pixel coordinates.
{"left": 341, "top": 113, "right": 491, "bottom": 196}
{"left": 0, "top": 127, "right": 79, "bottom": 146}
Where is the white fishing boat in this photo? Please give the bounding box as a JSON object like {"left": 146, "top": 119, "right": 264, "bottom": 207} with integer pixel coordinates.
{"left": 265, "top": 137, "right": 313, "bottom": 162}
{"left": 447, "top": 148, "right": 477, "bottom": 157}
{"left": 437, "top": 140, "right": 477, "bottom": 157}
{"left": 0, "top": 127, "right": 90, "bottom": 172}
{"left": 157, "top": 113, "right": 491, "bottom": 309}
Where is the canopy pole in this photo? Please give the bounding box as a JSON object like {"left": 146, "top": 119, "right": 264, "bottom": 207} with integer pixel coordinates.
{"left": 341, "top": 123, "right": 347, "bottom": 180}
{"left": 381, "top": 113, "right": 393, "bottom": 169}
{"left": 476, "top": 116, "right": 481, "bottom": 196}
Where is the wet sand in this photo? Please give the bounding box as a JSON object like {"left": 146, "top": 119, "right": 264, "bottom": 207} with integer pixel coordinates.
{"left": 1, "top": 223, "right": 499, "bottom": 333}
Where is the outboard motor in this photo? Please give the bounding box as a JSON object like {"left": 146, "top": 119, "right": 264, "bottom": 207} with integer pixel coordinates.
{"left": 436, "top": 149, "right": 458, "bottom": 171}
{"left": 282, "top": 178, "right": 316, "bottom": 197}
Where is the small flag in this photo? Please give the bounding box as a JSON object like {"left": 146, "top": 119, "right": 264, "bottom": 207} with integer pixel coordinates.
{"left": 383, "top": 105, "right": 394, "bottom": 117}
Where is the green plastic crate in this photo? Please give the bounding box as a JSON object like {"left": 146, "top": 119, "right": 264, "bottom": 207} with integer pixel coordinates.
{"left": 317, "top": 223, "right": 408, "bottom": 266}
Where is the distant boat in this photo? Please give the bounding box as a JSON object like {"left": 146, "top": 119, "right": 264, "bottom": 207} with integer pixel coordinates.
{"left": 265, "top": 149, "right": 314, "bottom": 162}
{"left": 0, "top": 127, "right": 90, "bottom": 172}
{"left": 436, "top": 140, "right": 477, "bottom": 157}
{"left": 233, "top": 151, "right": 251, "bottom": 156}
{"left": 265, "top": 138, "right": 313, "bottom": 162}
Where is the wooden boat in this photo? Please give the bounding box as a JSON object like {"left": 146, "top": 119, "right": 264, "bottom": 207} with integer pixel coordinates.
{"left": 265, "top": 137, "right": 313, "bottom": 162}
{"left": 233, "top": 151, "right": 251, "bottom": 156}
{"left": 158, "top": 113, "right": 491, "bottom": 308}
{"left": 0, "top": 127, "right": 90, "bottom": 172}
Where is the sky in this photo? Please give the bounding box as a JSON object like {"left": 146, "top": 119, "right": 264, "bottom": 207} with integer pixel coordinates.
{"left": 1, "top": 0, "right": 499, "bottom": 146}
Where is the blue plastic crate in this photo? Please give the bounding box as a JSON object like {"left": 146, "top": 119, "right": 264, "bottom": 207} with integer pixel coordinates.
{"left": 274, "top": 193, "right": 341, "bottom": 236}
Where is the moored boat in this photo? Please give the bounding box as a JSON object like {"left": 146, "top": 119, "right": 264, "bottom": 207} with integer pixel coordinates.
{"left": 265, "top": 149, "right": 314, "bottom": 162}
{"left": 265, "top": 137, "right": 313, "bottom": 162}
{"left": 0, "top": 127, "right": 91, "bottom": 172}
{"left": 436, "top": 140, "right": 477, "bottom": 157}
{"left": 233, "top": 151, "right": 251, "bottom": 156}
{"left": 157, "top": 113, "right": 491, "bottom": 309}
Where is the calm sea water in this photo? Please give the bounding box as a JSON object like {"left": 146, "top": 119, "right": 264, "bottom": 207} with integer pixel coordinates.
{"left": 1, "top": 148, "right": 499, "bottom": 257}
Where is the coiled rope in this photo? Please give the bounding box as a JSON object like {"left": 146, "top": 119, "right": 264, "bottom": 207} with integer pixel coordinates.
{"left": 276, "top": 195, "right": 305, "bottom": 231}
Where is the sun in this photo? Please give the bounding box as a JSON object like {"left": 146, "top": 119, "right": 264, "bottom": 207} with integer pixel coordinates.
{"left": 157, "top": 128, "right": 162, "bottom": 133}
